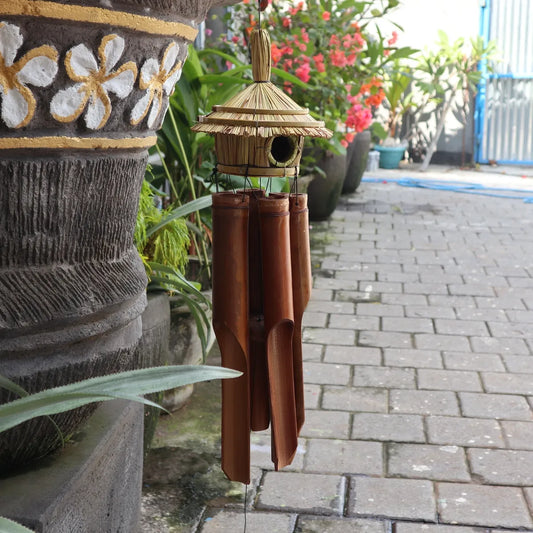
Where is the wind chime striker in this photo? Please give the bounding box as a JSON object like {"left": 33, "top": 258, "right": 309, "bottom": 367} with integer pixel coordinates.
{"left": 192, "top": 25, "right": 332, "bottom": 485}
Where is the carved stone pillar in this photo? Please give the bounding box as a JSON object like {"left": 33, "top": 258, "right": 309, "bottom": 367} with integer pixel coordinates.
{"left": 0, "top": 0, "right": 235, "bottom": 473}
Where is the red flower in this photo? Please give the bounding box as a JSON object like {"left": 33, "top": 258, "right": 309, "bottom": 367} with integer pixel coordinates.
{"left": 289, "top": 1, "right": 304, "bottom": 15}
{"left": 388, "top": 31, "right": 399, "bottom": 46}
{"left": 313, "top": 53, "right": 325, "bottom": 73}
{"left": 282, "top": 16, "right": 291, "bottom": 27}
{"left": 295, "top": 62, "right": 311, "bottom": 83}
{"left": 330, "top": 49, "right": 347, "bottom": 68}
{"left": 322, "top": 11, "right": 331, "bottom": 21}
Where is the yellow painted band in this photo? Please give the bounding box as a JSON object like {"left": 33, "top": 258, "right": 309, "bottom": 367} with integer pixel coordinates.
{"left": 0, "top": 0, "right": 199, "bottom": 40}
{"left": 0, "top": 135, "right": 157, "bottom": 150}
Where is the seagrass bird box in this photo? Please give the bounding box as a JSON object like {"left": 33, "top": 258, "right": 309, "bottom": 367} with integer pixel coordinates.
{"left": 192, "top": 28, "right": 332, "bottom": 178}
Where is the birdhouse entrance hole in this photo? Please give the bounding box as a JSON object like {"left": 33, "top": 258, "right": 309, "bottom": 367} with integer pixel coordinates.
{"left": 268, "top": 135, "right": 299, "bottom": 167}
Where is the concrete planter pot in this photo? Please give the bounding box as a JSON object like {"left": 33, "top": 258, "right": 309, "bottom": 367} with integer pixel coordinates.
{"left": 306, "top": 150, "right": 347, "bottom": 221}
{"left": 0, "top": 0, "right": 233, "bottom": 473}
{"left": 342, "top": 130, "right": 371, "bottom": 194}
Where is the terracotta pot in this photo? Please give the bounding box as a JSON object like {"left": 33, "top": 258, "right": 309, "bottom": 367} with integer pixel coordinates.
{"left": 0, "top": 0, "right": 228, "bottom": 473}
{"left": 306, "top": 149, "right": 347, "bottom": 221}
{"left": 343, "top": 130, "right": 371, "bottom": 194}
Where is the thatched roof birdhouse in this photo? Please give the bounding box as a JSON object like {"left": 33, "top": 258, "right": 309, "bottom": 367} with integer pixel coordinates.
{"left": 192, "top": 28, "right": 332, "bottom": 177}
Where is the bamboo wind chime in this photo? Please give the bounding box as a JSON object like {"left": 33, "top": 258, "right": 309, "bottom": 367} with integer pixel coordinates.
{"left": 192, "top": 24, "right": 332, "bottom": 484}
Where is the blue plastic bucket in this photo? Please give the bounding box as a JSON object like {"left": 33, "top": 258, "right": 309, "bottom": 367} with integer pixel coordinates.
{"left": 374, "top": 145, "right": 405, "bottom": 169}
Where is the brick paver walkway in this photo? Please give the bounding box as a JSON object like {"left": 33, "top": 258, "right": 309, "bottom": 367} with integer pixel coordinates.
{"left": 198, "top": 172, "right": 533, "bottom": 532}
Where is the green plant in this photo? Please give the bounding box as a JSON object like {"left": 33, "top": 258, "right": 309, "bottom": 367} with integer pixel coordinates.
{"left": 0, "top": 365, "right": 240, "bottom": 533}
{"left": 220, "top": 0, "right": 416, "bottom": 156}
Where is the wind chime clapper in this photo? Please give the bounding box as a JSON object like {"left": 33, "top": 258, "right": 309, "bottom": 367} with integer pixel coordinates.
{"left": 192, "top": 27, "right": 332, "bottom": 484}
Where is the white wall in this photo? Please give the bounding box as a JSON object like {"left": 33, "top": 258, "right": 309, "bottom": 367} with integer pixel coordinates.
{"left": 384, "top": 0, "right": 481, "bottom": 160}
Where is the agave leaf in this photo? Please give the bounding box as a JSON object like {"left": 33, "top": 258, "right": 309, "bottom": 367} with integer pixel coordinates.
{"left": 0, "top": 366, "right": 240, "bottom": 434}
{"left": 0, "top": 516, "right": 35, "bottom": 533}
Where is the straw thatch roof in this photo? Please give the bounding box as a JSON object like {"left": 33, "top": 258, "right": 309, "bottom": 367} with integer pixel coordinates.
{"left": 192, "top": 29, "right": 332, "bottom": 139}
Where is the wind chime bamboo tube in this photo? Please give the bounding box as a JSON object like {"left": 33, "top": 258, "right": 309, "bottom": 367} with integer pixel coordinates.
{"left": 211, "top": 191, "right": 251, "bottom": 484}
{"left": 242, "top": 189, "right": 270, "bottom": 431}
{"left": 258, "top": 196, "right": 298, "bottom": 470}
{"left": 288, "top": 193, "right": 312, "bottom": 434}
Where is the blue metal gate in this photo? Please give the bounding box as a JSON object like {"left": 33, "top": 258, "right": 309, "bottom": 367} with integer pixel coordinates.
{"left": 475, "top": 0, "right": 533, "bottom": 164}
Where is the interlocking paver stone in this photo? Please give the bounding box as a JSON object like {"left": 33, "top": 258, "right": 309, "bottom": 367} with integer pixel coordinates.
{"left": 417, "top": 369, "right": 482, "bottom": 392}
{"left": 427, "top": 416, "right": 504, "bottom": 448}
{"left": 356, "top": 303, "right": 404, "bottom": 317}
{"left": 304, "top": 384, "right": 321, "bottom": 410}
{"left": 303, "top": 327, "right": 355, "bottom": 346}
{"left": 258, "top": 472, "right": 345, "bottom": 515}
{"left": 250, "top": 435, "right": 305, "bottom": 472}
{"left": 382, "top": 317, "right": 434, "bottom": 333}
{"left": 415, "top": 334, "right": 470, "bottom": 352}
{"left": 501, "top": 420, "right": 533, "bottom": 450}
{"left": 199, "top": 510, "right": 294, "bottom": 532}
{"left": 299, "top": 409, "right": 350, "bottom": 439}
{"left": 442, "top": 352, "right": 505, "bottom": 372}
{"left": 302, "top": 312, "right": 328, "bottom": 328}
{"left": 351, "top": 413, "right": 425, "bottom": 442}
{"left": 302, "top": 343, "right": 324, "bottom": 362}
{"left": 467, "top": 448, "right": 533, "bottom": 485}
{"left": 359, "top": 330, "right": 413, "bottom": 349}
{"left": 295, "top": 517, "right": 388, "bottom": 533}
{"left": 459, "top": 392, "right": 532, "bottom": 420}
{"left": 324, "top": 346, "right": 381, "bottom": 366}
{"left": 502, "top": 355, "right": 533, "bottom": 373}
{"left": 384, "top": 348, "right": 443, "bottom": 369}
{"left": 303, "top": 362, "right": 351, "bottom": 386}
{"left": 437, "top": 483, "right": 533, "bottom": 529}
{"left": 470, "top": 336, "right": 530, "bottom": 354}
{"left": 353, "top": 366, "right": 415, "bottom": 389}
{"left": 388, "top": 443, "right": 470, "bottom": 481}
{"left": 322, "top": 386, "right": 388, "bottom": 413}
{"left": 305, "top": 439, "right": 383, "bottom": 475}
{"left": 435, "top": 319, "right": 489, "bottom": 336}
{"left": 349, "top": 477, "right": 436, "bottom": 521}
{"left": 482, "top": 372, "right": 533, "bottom": 395}
{"left": 395, "top": 524, "right": 479, "bottom": 533}
{"left": 391, "top": 390, "right": 459, "bottom": 416}
{"left": 406, "top": 306, "right": 456, "bottom": 319}
{"left": 328, "top": 314, "right": 379, "bottom": 330}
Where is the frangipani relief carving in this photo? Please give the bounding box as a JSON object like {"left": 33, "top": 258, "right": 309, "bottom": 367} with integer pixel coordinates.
{"left": 130, "top": 42, "right": 184, "bottom": 129}
{"left": 0, "top": 21, "right": 58, "bottom": 128}
{"left": 50, "top": 34, "right": 137, "bottom": 130}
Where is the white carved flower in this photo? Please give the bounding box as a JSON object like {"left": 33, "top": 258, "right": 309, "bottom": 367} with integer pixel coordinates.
{"left": 50, "top": 34, "right": 137, "bottom": 130}
{"left": 0, "top": 21, "right": 58, "bottom": 128}
{"left": 130, "top": 42, "right": 183, "bottom": 129}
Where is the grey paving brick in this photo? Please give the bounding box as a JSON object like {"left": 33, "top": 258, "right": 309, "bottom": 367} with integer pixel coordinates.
{"left": 468, "top": 448, "right": 533, "bottom": 485}
{"left": 388, "top": 443, "right": 469, "bottom": 483}
{"left": 379, "top": 271, "right": 419, "bottom": 283}
{"left": 306, "top": 300, "right": 355, "bottom": 314}
{"left": 448, "top": 284, "right": 495, "bottom": 297}
{"left": 359, "top": 330, "right": 413, "bottom": 349}
{"left": 417, "top": 369, "right": 482, "bottom": 392}
{"left": 382, "top": 317, "right": 434, "bottom": 334}
{"left": 199, "top": 510, "right": 294, "bottom": 533}
{"left": 482, "top": 372, "right": 533, "bottom": 395}
{"left": 250, "top": 434, "right": 305, "bottom": 472}
{"left": 524, "top": 488, "right": 533, "bottom": 517}
{"left": 390, "top": 390, "right": 460, "bottom": 416}
{"left": 475, "top": 295, "right": 526, "bottom": 310}
{"left": 455, "top": 307, "right": 508, "bottom": 321}
{"left": 506, "top": 309, "right": 533, "bottom": 322}
{"left": 313, "top": 277, "right": 358, "bottom": 291}
{"left": 258, "top": 472, "right": 345, "bottom": 515}
{"left": 356, "top": 303, "right": 404, "bottom": 317}
{"left": 415, "top": 334, "right": 471, "bottom": 352}
{"left": 381, "top": 293, "right": 428, "bottom": 306}
{"left": 394, "top": 524, "right": 479, "bottom": 533}
{"left": 437, "top": 483, "right": 533, "bottom": 528}
{"left": 303, "top": 327, "right": 355, "bottom": 346}
{"left": 309, "top": 288, "right": 334, "bottom": 301}
{"left": 295, "top": 517, "right": 388, "bottom": 533}
{"left": 353, "top": 366, "right": 415, "bottom": 389}
{"left": 322, "top": 386, "right": 388, "bottom": 413}
{"left": 305, "top": 439, "right": 383, "bottom": 475}
{"left": 470, "top": 336, "right": 530, "bottom": 354}
{"left": 335, "top": 270, "right": 377, "bottom": 282}
{"left": 303, "top": 362, "right": 351, "bottom": 386}
{"left": 427, "top": 295, "right": 476, "bottom": 308}
{"left": 305, "top": 384, "right": 321, "bottom": 410}
{"left": 352, "top": 413, "right": 425, "bottom": 442}
{"left": 349, "top": 477, "right": 436, "bottom": 521}
{"left": 302, "top": 312, "right": 328, "bottom": 328}
{"left": 406, "top": 306, "right": 456, "bottom": 319}
{"left": 502, "top": 355, "right": 533, "bottom": 373}
{"left": 488, "top": 320, "right": 531, "bottom": 338}
{"left": 324, "top": 346, "right": 381, "bottom": 366}
{"left": 300, "top": 409, "right": 350, "bottom": 439}
{"left": 427, "top": 416, "right": 504, "bottom": 448}
{"left": 459, "top": 392, "right": 532, "bottom": 420}
{"left": 403, "top": 282, "right": 449, "bottom": 295}
{"left": 434, "top": 319, "right": 489, "bottom": 337}
{"left": 302, "top": 343, "right": 324, "bottom": 362}
{"left": 384, "top": 348, "right": 443, "bottom": 369}
{"left": 442, "top": 352, "right": 505, "bottom": 372}
{"left": 328, "top": 314, "right": 379, "bottom": 330}
{"left": 501, "top": 420, "right": 533, "bottom": 450}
